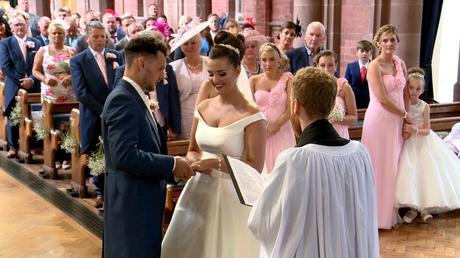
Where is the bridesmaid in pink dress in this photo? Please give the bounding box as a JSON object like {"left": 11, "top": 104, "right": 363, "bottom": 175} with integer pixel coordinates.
{"left": 361, "top": 25, "right": 410, "bottom": 229}
{"left": 314, "top": 50, "right": 357, "bottom": 138}
{"left": 250, "top": 43, "right": 296, "bottom": 173}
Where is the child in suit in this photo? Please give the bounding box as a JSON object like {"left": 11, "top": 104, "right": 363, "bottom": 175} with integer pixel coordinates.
{"left": 345, "top": 40, "right": 373, "bottom": 109}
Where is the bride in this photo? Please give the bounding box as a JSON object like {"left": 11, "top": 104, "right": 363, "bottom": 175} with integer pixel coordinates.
{"left": 161, "top": 31, "right": 266, "bottom": 258}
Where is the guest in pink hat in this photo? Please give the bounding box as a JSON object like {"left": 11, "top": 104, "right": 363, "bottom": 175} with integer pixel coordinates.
{"left": 242, "top": 29, "right": 266, "bottom": 77}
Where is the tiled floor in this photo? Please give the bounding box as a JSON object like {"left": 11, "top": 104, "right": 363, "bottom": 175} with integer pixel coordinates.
{"left": 0, "top": 169, "right": 101, "bottom": 258}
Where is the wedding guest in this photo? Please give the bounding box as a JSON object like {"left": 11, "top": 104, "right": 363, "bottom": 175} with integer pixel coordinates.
{"left": 224, "top": 18, "right": 240, "bottom": 35}
{"left": 170, "top": 19, "right": 210, "bottom": 139}
{"left": 102, "top": 12, "right": 125, "bottom": 44}
{"left": 32, "top": 20, "right": 77, "bottom": 171}
{"left": 16, "top": 0, "right": 39, "bottom": 37}
{"left": 162, "top": 30, "right": 266, "bottom": 258}
{"left": 276, "top": 21, "right": 301, "bottom": 53}
{"left": 70, "top": 21, "right": 124, "bottom": 209}
{"left": 315, "top": 50, "right": 357, "bottom": 139}
{"left": 0, "top": 14, "right": 41, "bottom": 159}
{"left": 207, "top": 13, "right": 220, "bottom": 41}
{"left": 248, "top": 67, "right": 379, "bottom": 258}
{"left": 361, "top": 24, "right": 410, "bottom": 229}
{"left": 34, "top": 16, "right": 50, "bottom": 46}
{"left": 63, "top": 16, "right": 79, "bottom": 47}
{"left": 250, "top": 43, "right": 295, "bottom": 173}
{"left": 286, "top": 21, "right": 326, "bottom": 74}
{"left": 345, "top": 40, "right": 374, "bottom": 108}
{"left": 102, "top": 31, "right": 195, "bottom": 258}
{"left": 242, "top": 29, "right": 266, "bottom": 77}
{"left": 0, "top": 15, "right": 12, "bottom": 81}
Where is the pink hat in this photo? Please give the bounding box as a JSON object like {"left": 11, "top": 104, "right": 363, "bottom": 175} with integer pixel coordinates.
{"left": 243, "top": 29, "right": 266, "bottom": 46}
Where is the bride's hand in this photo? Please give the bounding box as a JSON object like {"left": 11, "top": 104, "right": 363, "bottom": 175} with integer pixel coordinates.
{"left": 191, "top": 159, "right": 219, "bottom": 175}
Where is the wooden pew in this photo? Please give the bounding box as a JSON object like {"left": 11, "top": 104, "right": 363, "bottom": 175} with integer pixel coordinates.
{"left": 356, "top": 102, "right": 460, "bottom": 121}
{"left": 167, "top": 140, "right": 189, "bottom": 156}
{"left": 17, "top": 89, "right": 41, "bottom": 163}
{"left": 42, "top": 100, "right": 79, "bottom": 179}
{"left": 349, "top": 116, "right": 460, "bottom": 140}
{"left": 0, "top": 82, "right": 8, "bottom": 150}
{"left": 69, "top": 108, "right": 89, "bottom": 198}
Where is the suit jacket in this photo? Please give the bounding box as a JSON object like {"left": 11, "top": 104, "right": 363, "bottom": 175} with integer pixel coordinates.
{"left": 28, "top": 13, "right": 40, "bottom": 37}
{"left": 114, "top": 65, "right": 181, "bottom": 134}
{"left": 70, "top": 48, "right": 123, "bottom": 154}
{"left": 286, "top": 46, "right": 310, "bottom": 75}
{"left": 345, "top": 61, "right": 370, "bottom": 109}
{"left": 65, "top": 34, "right": 80, "bottom": 47}
{"left": 0, "top": 36, "right": 41, "bottom": 115}
{"left": 114, "top": 36, "right": 129, "bottom": 51}
{"left": 34, "top": 35, "right": 48, "bottom": 46}
{"left": 102, "top": 79, "right": 174, "bottom": 258}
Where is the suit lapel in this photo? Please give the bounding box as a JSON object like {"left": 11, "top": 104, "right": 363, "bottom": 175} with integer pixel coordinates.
{"left": 11, "top": 37, "right": 26, "bottom": 65}
{"left": 85, "top": 48, "right": 108, "bottom": 87}
{"left": 123, "top": 81, "right": 162, "bottom": 145}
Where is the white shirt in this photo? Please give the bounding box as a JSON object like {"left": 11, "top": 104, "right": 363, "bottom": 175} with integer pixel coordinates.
{"left": 359, "top": 60, "right": 369, "bottom": 70}
{"left": 89, "top": 46, "right": 105, "bottom": 58}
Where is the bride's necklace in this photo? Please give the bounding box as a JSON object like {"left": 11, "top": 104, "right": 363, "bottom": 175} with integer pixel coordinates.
{"left": 185, "top": 58, "right": 202, "bottom": 70}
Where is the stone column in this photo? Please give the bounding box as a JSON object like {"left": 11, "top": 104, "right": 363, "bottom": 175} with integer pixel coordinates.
{"left": 291, "top": 0, "right": 323, "bottom": 48}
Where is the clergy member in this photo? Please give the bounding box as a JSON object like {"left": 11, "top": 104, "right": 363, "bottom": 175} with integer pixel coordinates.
{"left": 248, "top": 67, "right": 379, "bottom": 258}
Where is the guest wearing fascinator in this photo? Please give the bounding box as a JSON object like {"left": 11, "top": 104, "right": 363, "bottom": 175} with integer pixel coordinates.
{"left": 242, "top": 29, "right": 266, "bottom": 78}
{"left": 276, "top": 20, "right": 302, "bottom": 53}
{"left": 169, "top": 18, "right": 211, "bottom": 139}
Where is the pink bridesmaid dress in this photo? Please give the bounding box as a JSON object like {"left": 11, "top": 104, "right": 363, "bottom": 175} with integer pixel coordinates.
{"left": 254, "top": 72, "right": 296, "bottom": 173}
{"left": 332, "top": 78, "right": 349, "bottom": 139}
{"left": 361, "top": 55, "right": 406, "bottom": 229}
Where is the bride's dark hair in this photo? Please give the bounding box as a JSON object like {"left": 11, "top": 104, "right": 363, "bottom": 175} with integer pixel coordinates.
{"left": 209, "top": 31, "right": 246, "bottom": 68}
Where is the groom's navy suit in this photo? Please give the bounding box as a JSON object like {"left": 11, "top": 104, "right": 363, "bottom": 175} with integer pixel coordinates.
{"left": 102, "top": 79, "right": 175, "bottom": 258}
{"left": 0, "top": 36, "right": 41, "bottom": 149}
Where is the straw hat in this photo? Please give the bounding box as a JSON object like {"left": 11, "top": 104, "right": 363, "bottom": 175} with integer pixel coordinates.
{"left": 169, "top": 17, "right": 211, "bottom": 53}
{"left": 243, "top": 29, "right": 266, "bottom": 46}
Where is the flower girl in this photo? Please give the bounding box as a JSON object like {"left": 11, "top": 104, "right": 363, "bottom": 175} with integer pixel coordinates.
{"left": 395, "top": 67, "right": 460, "bottom": 223}
{"left": 314, "top": 50, "right": 358, "bottom": 138}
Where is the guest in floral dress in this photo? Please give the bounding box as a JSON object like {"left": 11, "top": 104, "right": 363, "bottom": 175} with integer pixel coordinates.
{"left": 32, "top": 20, "right": 77, "bottom": 171}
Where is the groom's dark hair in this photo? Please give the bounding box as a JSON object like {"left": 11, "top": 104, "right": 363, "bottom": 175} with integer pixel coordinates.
{"left": 124, "top": 31, "right": 168, "bottom": 65}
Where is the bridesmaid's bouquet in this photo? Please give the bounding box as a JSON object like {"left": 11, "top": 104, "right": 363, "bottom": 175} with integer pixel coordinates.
{"left": 328, "top": 103, "right": 345, "bottom": 123}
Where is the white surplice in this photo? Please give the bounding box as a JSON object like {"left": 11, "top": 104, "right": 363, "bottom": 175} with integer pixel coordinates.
{"left": 248, "top": 141, "right": 379, "bottom": 258}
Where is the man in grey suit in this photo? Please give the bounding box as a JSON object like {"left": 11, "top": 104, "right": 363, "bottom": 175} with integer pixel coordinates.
{"left": 102, "top": 31, "right": 196, "bottom": 258}
{"left": 115, "top": 23, "right": 143, "bottom": 51}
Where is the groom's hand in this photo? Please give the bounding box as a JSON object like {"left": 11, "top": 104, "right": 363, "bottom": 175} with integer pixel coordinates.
{"left": 173, "top": 156, "right": 195, "bottom": 181}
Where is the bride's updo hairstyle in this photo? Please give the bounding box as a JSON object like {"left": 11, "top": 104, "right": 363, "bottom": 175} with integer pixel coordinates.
{"left": 209, "top": 31, "right": 246, "bottom": 68}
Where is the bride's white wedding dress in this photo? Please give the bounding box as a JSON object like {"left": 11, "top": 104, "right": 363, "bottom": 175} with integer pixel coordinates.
{"left": 161, "top": 110, "right": 265, "bottom": 258}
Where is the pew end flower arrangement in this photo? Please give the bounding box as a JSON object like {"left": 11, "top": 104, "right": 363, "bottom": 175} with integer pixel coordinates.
{"left": 9, "top": 102, "right": 21, "bottom": 126}
{"left": 88, "top": 137, "right": 105, "bottom": 176}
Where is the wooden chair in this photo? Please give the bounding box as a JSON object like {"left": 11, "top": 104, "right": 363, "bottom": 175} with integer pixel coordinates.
{"left": 69, "top": 108, "right": 89, "bottom": 198}
{"left": 42, "top": 99, "right": 79, "bottom": 179}
{"left": 0, "top": 82, "right": 8, "bottom": 150}
{"left": 17, "top": 89, "right": 41, "bottom": 163}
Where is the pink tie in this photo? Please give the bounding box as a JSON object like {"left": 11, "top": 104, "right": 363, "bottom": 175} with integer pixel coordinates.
{"left": 19, "top": 38, "right": 27, "bottom": 62}
{"left": 95, "top": 52, "right": 108, "bottom": 85}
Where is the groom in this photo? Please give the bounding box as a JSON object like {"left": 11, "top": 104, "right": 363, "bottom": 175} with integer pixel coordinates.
{"left": 102, "top": 31, "right": 195, "bottom": 258}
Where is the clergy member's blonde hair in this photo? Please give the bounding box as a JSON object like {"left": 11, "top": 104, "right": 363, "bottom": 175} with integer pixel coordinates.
{"left": 292, "top": 67, "right": 336, "bottom": 119}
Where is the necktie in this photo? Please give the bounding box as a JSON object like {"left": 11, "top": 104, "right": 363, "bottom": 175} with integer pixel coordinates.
{"left": 19, "top": 38, "right": 27, "bottom": 62}
{"left": 111, "top": 35, "right": 118, "bottom": 43}
{"left": 360, "top": 66, "right": 367, "bottom": 83}
{"left": 95, "top": 52, "right": 108, "bottom": 85}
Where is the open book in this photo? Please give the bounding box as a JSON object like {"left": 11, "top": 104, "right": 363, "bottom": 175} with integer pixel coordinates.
{"left": 223, "top": 155, "right": 265, "bottom": 207}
